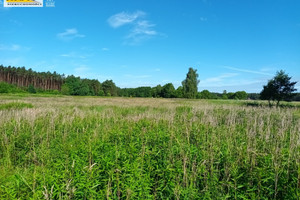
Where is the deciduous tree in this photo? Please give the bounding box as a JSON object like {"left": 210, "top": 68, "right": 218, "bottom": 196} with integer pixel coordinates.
{"left": 182, "top": 68, "right": 199, "bottom": 98}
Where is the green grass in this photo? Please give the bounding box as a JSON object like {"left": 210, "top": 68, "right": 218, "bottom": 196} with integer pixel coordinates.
{"left": 0, "top": 95, "right": 299, "bottom": 199}
{"left": 0, "top": 102, "right": 33, "bottom": 110}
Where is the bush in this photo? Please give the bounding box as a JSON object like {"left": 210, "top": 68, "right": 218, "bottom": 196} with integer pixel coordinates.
{"left": 0, "top": 82, "right": 25, "bottom": 93}
{"left": 0, "top": 82, "right": 11, "bottom": 93}
{"left": 28, "top": 84, "right": 36, "bottom": 93}
{"left": 61, "top": 84, "right": 70, "bottom": 95}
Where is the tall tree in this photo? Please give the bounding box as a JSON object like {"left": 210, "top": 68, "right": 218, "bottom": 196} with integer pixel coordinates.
{"left": 260, "top": 70, "right": 297, "bottom": 107}
{"left": 182, "top": 68, "right": 200, "bottom": 99}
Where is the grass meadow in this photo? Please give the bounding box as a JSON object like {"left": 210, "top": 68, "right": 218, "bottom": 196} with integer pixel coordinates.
{"left": 0, "top": 95, "right": 299, "bottom": 199}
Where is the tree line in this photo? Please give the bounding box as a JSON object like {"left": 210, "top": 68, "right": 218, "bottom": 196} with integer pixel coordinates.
{"left": 0, "top": 65, "right": 298, "bottom": 103}
{"left": 0, "top": 65, "right": 63, "bottom": 91}
{"left": 0, "top": 65, "right": 250, "bottom": 99}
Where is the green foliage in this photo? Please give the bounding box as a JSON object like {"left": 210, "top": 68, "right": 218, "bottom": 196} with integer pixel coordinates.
{"left": 64, "top": 75, "right": 81, "bottom": 95}
{"left": 27, "top": 84, "right": 36, "bottom": 93}
{"left": 77, "top": 80, "right": 90, "bottom": 96}
{"left": 0, "top": 82, "right": 24, "bottom": 93}
{"left": 98, "top": 90, "right": 105, "bottom": 96}
{"left": 292, "top": 93, "right": 300, "bottom": 101}
{"left": 151, "top": 84, "right": 162, "bottom": 98}
{"left": 0, "top": 82, "right": 12, "bottom": 93}
{"left": 61, "top": 84, "right": 70, "bottom": 95}
{"left": 199, "top": 89, "right": 211, "bottom": 99}
{"left": 261, "top": 70, "right": 297, "bottom": 106}
{"left": 161, "top": 83, "right": 175, "bottom": 98}
{"left": 84, "top": 79, "right": 102, "bottom": 96}
{"left": 102, "top": 80, "right": 117, "bottom": 96}
{"left": 175, "top": 86, "right": 184, "bottom": 98}
{"left": 248, "top": 93, "right": 260, "bottom": 100}
{"left": 182, "top": 68, "right": 200, "bottom": 99}
{"left": 222, "top": 90, "right": 228, "bottom": 99}
{"left": 0, "top": 65, "right": 64, "bottom": 91}
{"left": 225, "top": 91, "right": 248, "bottom": 100}
{"left": 0, "top": 96, "right": 299, "bottom": 199}
{"left": 120, "top": 87, "right": 152, "bottom": 97}
{"left": 63, "top": 76, "right": 102, "bottom": 96}
{"left": 234, "top": 91, "right": 248, "bottom": 100}
{"left": 2, "top": 66, "right": 299, "bottom": 104}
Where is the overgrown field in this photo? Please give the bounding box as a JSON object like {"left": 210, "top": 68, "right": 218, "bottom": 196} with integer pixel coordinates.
{"left": 0, "top": 95, "right": 299, "bottom": 199}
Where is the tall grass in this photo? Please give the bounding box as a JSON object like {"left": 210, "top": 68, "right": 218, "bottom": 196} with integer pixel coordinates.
{"left": 0, "top": 96, "right": 299, "bottom": 199}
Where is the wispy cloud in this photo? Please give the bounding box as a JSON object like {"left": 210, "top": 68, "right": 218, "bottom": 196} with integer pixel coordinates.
{"left": 225, "top": 66, "right": 273, "bottom": 76}
{"left": 101, "top": 47, "right": 109, "bottom": 51}
{"left": 200, "top": 73, "right": 241, "bottom": 88}
{"left": 201, "top": 78, "right": 264, "bottom": 88}
{"left": 126, "top": 20, "right": 157, "bottom": 45}
{"left": 201, "top": 73, "right": 238, "bottom": 85}
{"left": 108, "top": 11, "right": 160, "bottom": 45}
{"left": 200, "top": 17, "right": 207, "bottom": 21}
{"left": 108, "top": 11, "right": 145, "bottom": 28}
{"left": 199, "top": 72, "right": 267, "bottom": 92}
{"left": 60, "top": 52, "right": 92, "bottom": 59}
{"left": 57, "top": 28, "right": 85, "bottom": 41}
{"left": 0, "top": 44, "right": 21, "bottom": 51}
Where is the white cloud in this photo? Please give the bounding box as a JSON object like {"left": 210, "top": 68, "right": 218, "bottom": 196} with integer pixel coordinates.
{"left": 199, "top": 72, "right": 267, "bottom": 92}
{"left": 0, "top": 44, "right": 21, "bottom": 51}
{"left": 126, "top": 20, "right": 157, "bottom": 44}
{"left": 57, "top": 28, "right": 85, "bottom": 41}
{"left": 108, "top": 11, "right": 145, "bottom": 28}
{"left": 201, "top": 73, "right": 238, "bottom": 85}
{"left": 101, "top": 47, "right": 109, "bottom": 51}
{"left": 108, "top": 11, "right": 160, "bottom": 45}
{"left": 60, "top": 53, "right": 72, "bottom": 57}
{"left": 225, "top": 66, "right": 273, "bottom": 76}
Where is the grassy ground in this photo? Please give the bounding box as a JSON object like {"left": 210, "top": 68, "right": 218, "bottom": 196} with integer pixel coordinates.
{"left": 0, "top": 95, "right": 299, "bottom": 199}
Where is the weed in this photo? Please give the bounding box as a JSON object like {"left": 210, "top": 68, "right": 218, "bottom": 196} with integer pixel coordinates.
{"left": 0, "top": 95, "right": 299, "bottom": 199}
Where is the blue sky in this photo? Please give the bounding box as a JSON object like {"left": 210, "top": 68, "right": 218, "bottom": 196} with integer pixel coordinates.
{"left": 0, "top": 0, "right": 299, "bottom": 93}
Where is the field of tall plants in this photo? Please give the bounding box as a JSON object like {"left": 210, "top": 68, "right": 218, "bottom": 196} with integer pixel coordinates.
{"left": 0, "top": 95, "right": 299, "bottom": 199}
